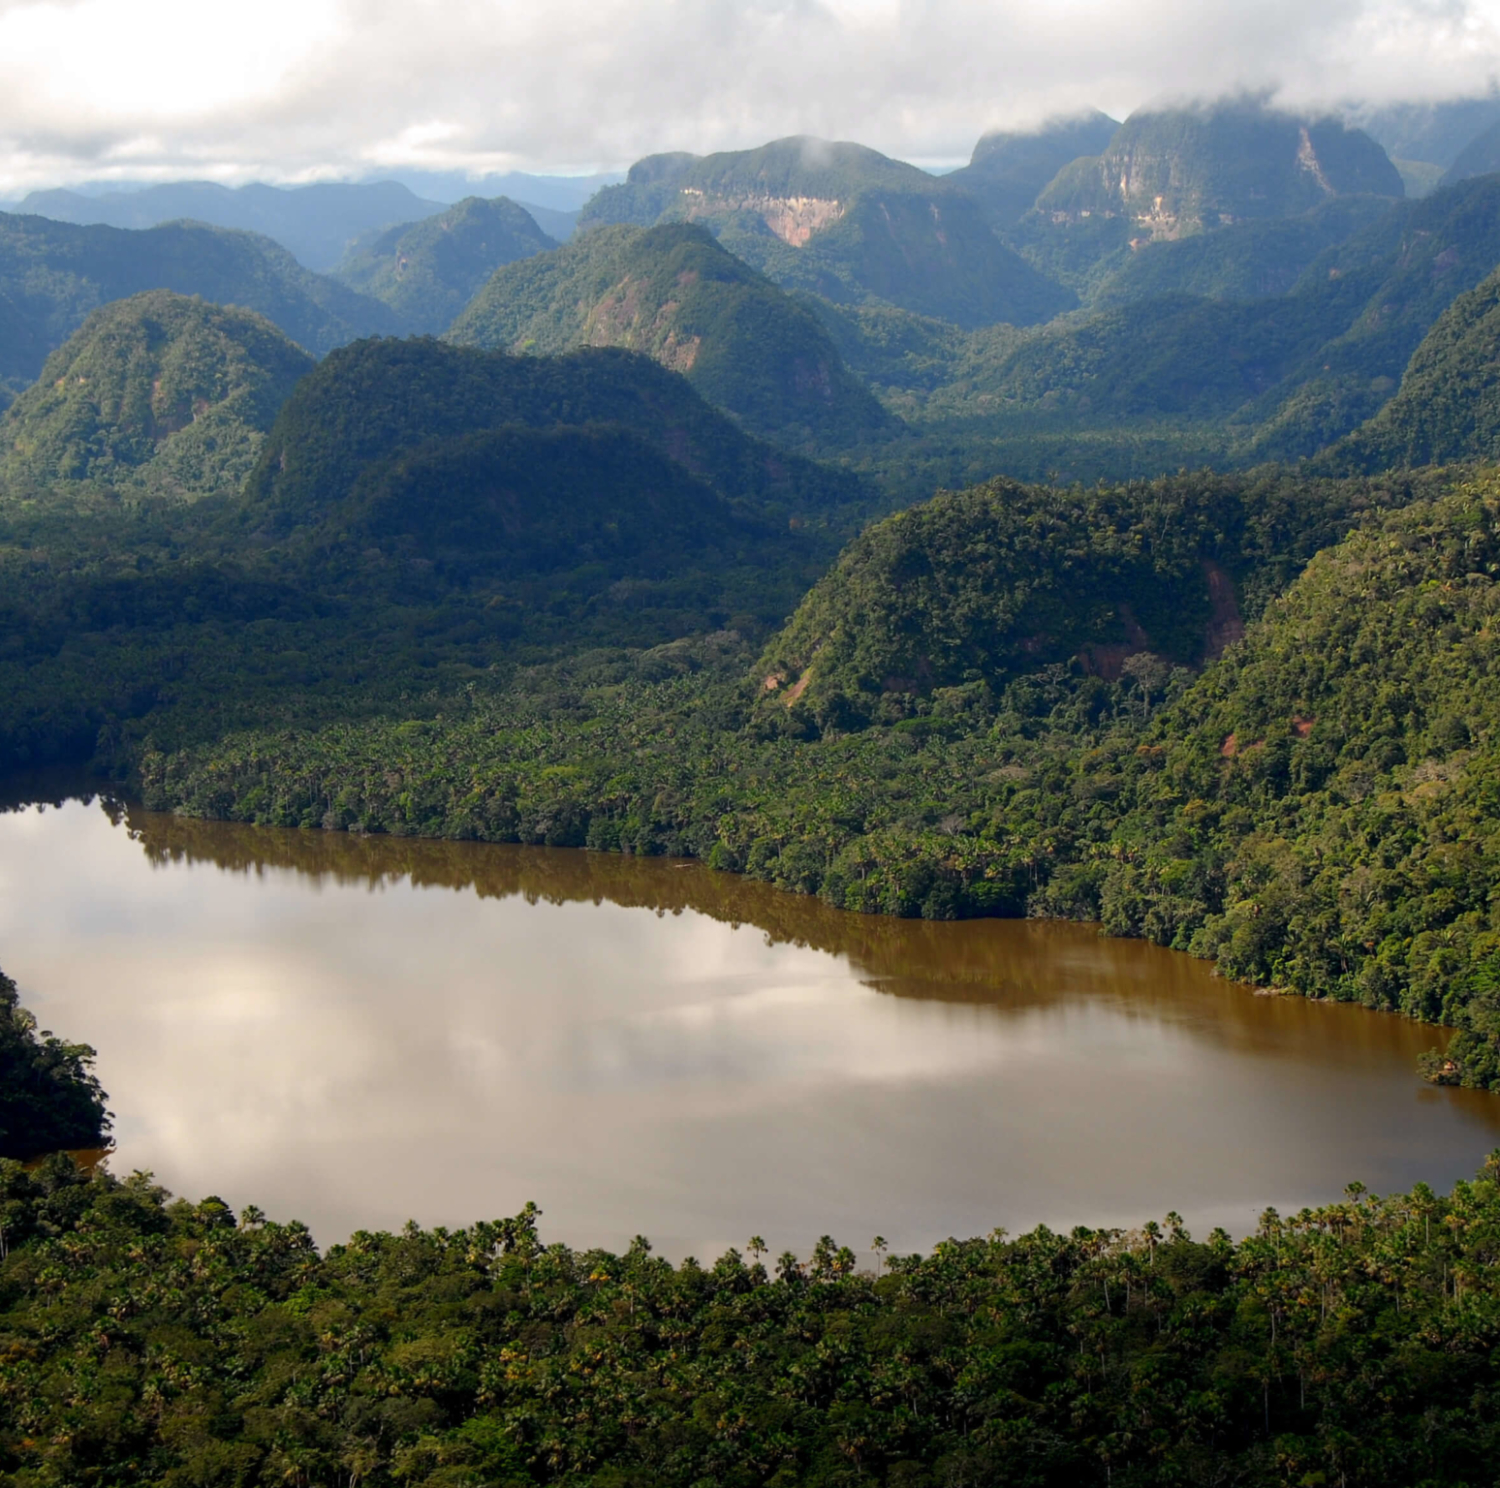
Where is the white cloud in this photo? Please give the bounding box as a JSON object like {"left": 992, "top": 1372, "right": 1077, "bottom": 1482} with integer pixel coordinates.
{"left": 0, "top": 0, "right": 1497, "bottom": 192}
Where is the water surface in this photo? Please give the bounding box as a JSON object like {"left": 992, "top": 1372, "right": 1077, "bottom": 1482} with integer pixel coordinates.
{"left": 2, "top": 797, "right": 1496, "bottom": 1258}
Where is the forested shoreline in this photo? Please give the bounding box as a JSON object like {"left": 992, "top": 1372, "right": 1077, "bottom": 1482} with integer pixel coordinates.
{"left": 123, "top": 473, "right": 1500, "bottom": 1091}
{"left": 4, "top": 1142, "right": 1500, "bottom": 1487}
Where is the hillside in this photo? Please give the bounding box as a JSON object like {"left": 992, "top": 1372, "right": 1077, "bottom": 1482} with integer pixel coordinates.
{"left": 0, "top": 212, "right": 399, "bottom": 400}
{"left": 945, "top": 110, "right": 1120, "bottom": 225}
{"left": 240, "top": 335, "right": 871, "bottom": 535}
{"left": 0, "top": 291, "right": 314, "bottom": 501}
{"left": 750, "top": 471, "right": 1384, "bottom": 732}
{"left": 1038, "top": 100, "right": 1403, "bottom": 232}
{"left": 14, "top": 180, "right": 448, "bottom": 271}
{"left": 1087, "top": 195, "right": 1394, "bottom": 307}
{"left": 325, "top": 423, "right": 777, "bottom": 589}
{"left": 333, "top": 196, "right": 556, "bottom": 334}
{"left": 446, "top": 223, "right": 890, "bottom": 445}
{"left": 1324, "top": 265, "right": 1500, "bottom": 471}
{"left": 579, "top": 137, "right": 1075, "bottom": 329}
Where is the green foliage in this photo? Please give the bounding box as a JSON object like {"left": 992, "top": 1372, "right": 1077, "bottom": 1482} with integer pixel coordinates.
{"left": 5, "top": 1137, "right": 1500, "bottom": 1485}
{"left": 0, "top": 968, "right": 109, "bottom": 1161}
{"left": 0, "top": 210, "right": 398, "bottom": 395}
{"left": 447, "top": 223, "right": 891, "bottom": 447}
{"left": 1327, "top": 265, "right": 1500, "bottom": 471}
{"left": 334, "top": 196, "right": 557, "bottom": 334}
{"left": 749, "top": 470, "right": 1389, "bottom": 732}
{"left": 0, "top": 291, "right": 314, "bottom": 502}
{"left": 241, "top": 336, "right": 872, "bottom": 533}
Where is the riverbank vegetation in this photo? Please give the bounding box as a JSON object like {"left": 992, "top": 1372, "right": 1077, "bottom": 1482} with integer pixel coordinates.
{"left": 0, "top": 969, "right": 109, "bottom": 1162}
{"left": 3, "top": 1146, "right": 1500, "bottom": 1487}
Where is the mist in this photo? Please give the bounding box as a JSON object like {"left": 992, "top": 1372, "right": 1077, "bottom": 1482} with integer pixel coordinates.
{"left": 0, "top": 0, "right": 1497, "bottom": 193}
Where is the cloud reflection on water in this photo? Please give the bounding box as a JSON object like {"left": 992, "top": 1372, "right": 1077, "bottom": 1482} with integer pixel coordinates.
{"left": 1, "top": 797, "right": 1497, "bottom": 1259}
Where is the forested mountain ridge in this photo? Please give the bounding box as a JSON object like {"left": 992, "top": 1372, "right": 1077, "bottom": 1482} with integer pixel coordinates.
{"left": 0, "top": 291, "right": 314, "bottom": 503}
{"left": 579, "top": 136, "right": 1075, "bottom": 329}
{"left": 446, "top": 223, "right": 891, "bottom": 446}
{"left": 333, "top": 196, "right": 557, "bottom": 334}
{"left": 822, "top": 172, "right": 1500, "bottom": 480}
{"left": 1010, "top": 101, "right": 1403, "bottom": 296}
{"left": 0, "top": 211, "right": 399, "bottom": 402}
{"left": 241, "top": 336, "right": 871, "bottom": 535}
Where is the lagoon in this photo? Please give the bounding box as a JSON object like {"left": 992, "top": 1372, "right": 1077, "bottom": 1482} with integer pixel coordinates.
{"left": 2, "top": 796, "right": 1496, "bottom": 1258}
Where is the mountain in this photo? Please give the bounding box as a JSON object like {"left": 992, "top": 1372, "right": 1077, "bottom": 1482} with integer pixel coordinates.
{"left": 0, "top": 291, "right": 313, "bottom": 501}
{"left": 14, "top": 180, "right": 448, "bottom": 271}
{"left": 1017, "top": 101, "right": 1403, "bottom": 292}
{"left": 240, "top": 336, "right": 869, "bottom": 537}
{"left": 579, "top": 137, "right": 1074, "bottom": 329}
{"left": 1323, "top": 265, "right": 1500, "bottom": 472}
{"left": 944, "top": 111, "right": 1120, "bottom": 225}
{"left": 323, "top": 423, "right": 777, "bottom": 590}
{"left": 0, "top": 212, "right": 399, "bottom": 400}
{"left": 332, "top": 197, "right": 557, "bottom": 334}
{"left": 1036, "top": 101, "right": 1404, "bottom": 234}
{"left": 445, "top": 223, "right": 890, "bottom": 446}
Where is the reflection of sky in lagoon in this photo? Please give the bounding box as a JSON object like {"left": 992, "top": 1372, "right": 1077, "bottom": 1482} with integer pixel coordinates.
{"left": 3, "top": 798, "right": 1498, "bottom": 1259}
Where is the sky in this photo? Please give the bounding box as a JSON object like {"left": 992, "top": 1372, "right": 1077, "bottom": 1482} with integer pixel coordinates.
{"left": 0, "top": 0, "right": 1499, "bottom": 193}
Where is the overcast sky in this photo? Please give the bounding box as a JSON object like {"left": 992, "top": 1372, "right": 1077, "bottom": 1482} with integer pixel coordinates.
{"left": 0, "top": 0, "right": 1498, "bottom": 193}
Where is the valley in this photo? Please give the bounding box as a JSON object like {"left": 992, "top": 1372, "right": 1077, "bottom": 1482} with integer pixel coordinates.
{"left": 8, "top": 84, "right": 1500, "bottom": 1488}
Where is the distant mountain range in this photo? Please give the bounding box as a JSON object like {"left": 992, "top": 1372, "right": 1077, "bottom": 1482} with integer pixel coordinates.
{"left": 0, "top": 212, "right": 399, "bottom": 401}
{"left": 3, "top": 176, "right": 603, "bottom": 270}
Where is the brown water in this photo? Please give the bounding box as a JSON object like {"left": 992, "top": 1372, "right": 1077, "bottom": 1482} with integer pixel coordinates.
{"left": 2, "top": 797, "right": 1497, "bottom": 1259}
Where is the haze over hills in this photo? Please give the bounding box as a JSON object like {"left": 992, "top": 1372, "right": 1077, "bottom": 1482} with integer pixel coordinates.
{"left": 0, "top": 212, "right": 397, "bottom": 402}
{"left": 580, "top": 137, "right": 1074, "bottom": 329}
{"left": 0, "top": 291, "right": 314, "bottom": 503}
{"left": 446, "top": 222, "right": 890, "bottom": 447}
{"left": 12, "top": 181, "right": 449, "bottom": 271}
{"left": 944, "top": 111, "right": 1120, "bottom": 226}
{"left": 332, "top": 197, "right": 557, "bottom": 334}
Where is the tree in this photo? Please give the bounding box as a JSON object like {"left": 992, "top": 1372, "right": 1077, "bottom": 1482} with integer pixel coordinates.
{"left": 0, "top": 969, "right": 110, "bottom": 1161}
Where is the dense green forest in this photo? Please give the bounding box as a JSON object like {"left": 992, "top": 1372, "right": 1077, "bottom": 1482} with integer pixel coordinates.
{"left": 2, "top": 1137, "right": 1500, "bottom": 1487}
{"left": 334, "top": 198, "right": 557, "bottom": 335}
{"left": 447, "top": 224, "right": 890, "bottom": 447}
{"left": 0, "top": 292, "right": 314, "bottom": 503}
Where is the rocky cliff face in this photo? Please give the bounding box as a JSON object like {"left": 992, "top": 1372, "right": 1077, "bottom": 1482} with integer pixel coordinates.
{"left": 1035, "top": 103, "right": 1404, "bottom": 242}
